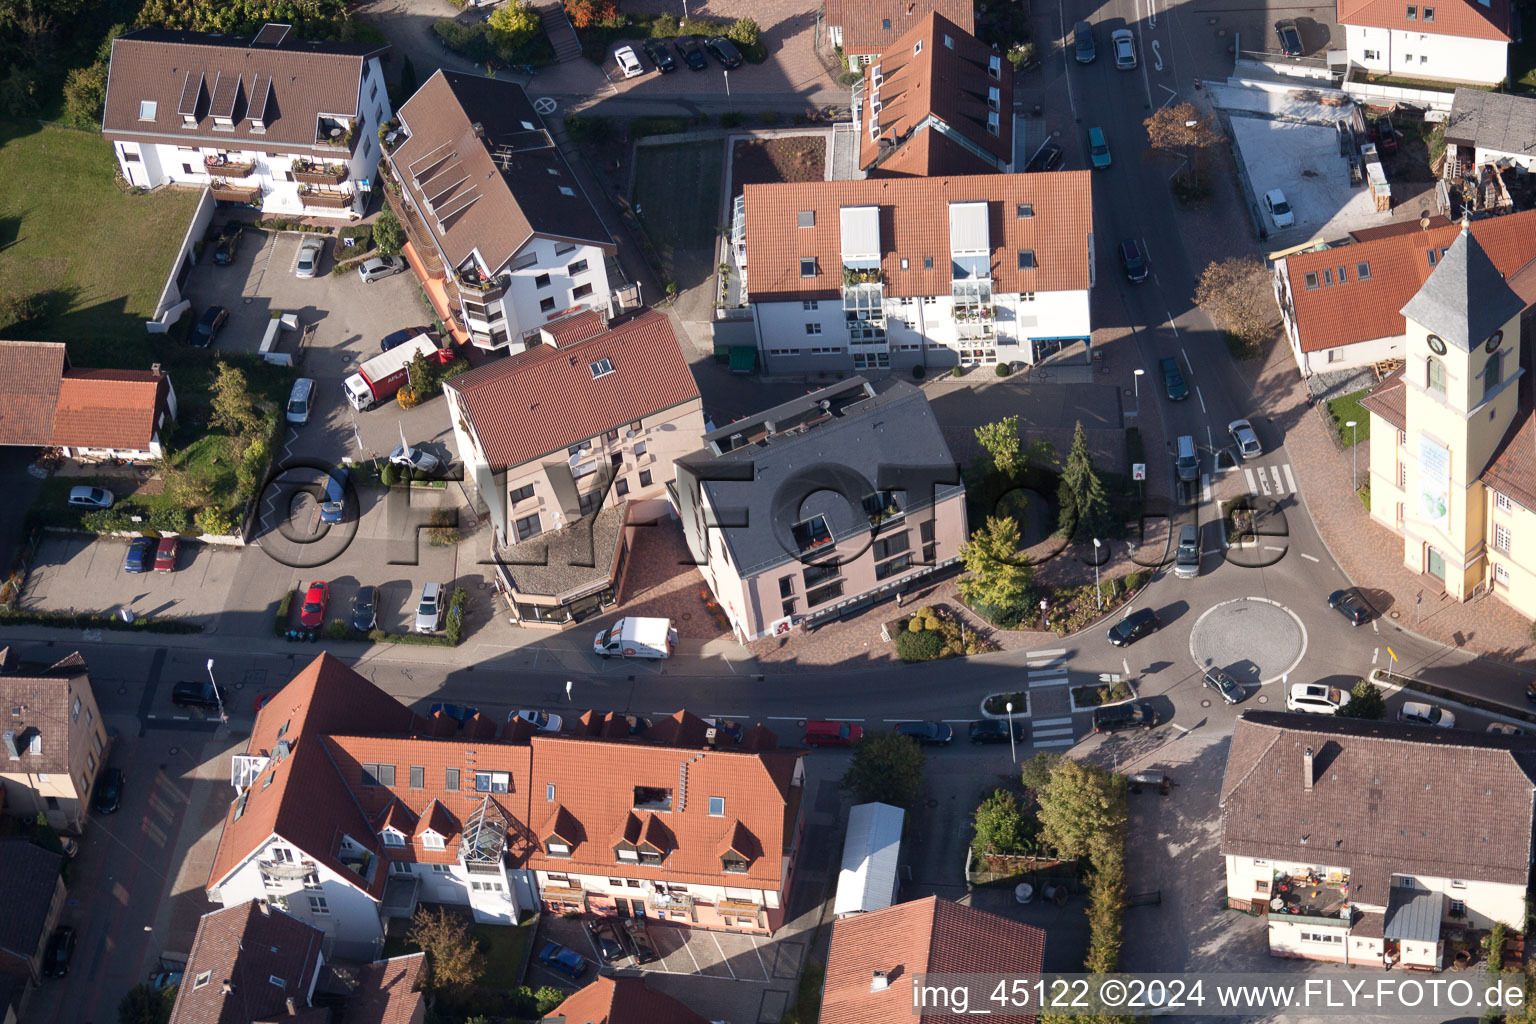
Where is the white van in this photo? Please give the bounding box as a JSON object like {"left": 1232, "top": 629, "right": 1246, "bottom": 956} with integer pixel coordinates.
{"left": 286, "top": 377, "right": 315, "bottom": 424}
{"left": 1174, "top": 524, "right": 1199, "bottom": 578}
{"left": 594, "top": 617, "right": 677, "bottom": 659}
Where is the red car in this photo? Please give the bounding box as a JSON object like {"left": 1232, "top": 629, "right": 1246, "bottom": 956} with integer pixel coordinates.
{"left": 299, "top": 581, "right": 329, "bottom": 628}
{"left": 154, "top": 536, "right": 179, "bottom": 572}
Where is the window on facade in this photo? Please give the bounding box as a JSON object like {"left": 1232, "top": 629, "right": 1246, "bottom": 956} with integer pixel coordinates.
{"left": 534, "top": 273, "right": 551, "bottom": 289}
{"left": 617, "top": 848, "right": 639, "bottom": 862}
{"left": 872, "top": 533, "right": 910, "bottom": 561}
{"left": 1364, "top": 48, "right": 1379, "bottom": 59}
{"left": 802, "top": 300, "right": 819, "bottom": 310}
{"left": 804, "top": 322, "right": 823, "bottom": 335}
{"left": 579, "top": 489, "right": 601, "bottom": 517}
{"left": 573, "top": 283, "right": 593, "bottom": 300}
{"left": 510, "top": 483, "right": 535, "bottom": 504}
{"left": 1496, "top": 563, "right": 1511, "bottom": 584}
{"left": 875, "top": 554, "right": 913, "bottom": 580}
{"left": 446, "top": 767, "right": 460, "bottom": 790}
{"left": 568, "top": 259, "right": 589, "bottom": 276}
{"left": 782, "top": 599, "right": 796, "bottom": 617}
{"left": 792, "top": 515, "right": 833, "bottom": 553}
{"left": 1485, "top": 351, "right": 1503, "bottom": 397}
{"left": 1495, "top": 524, "right": 1512, "bottom": 553}
{"left": 1398, "top": 462, "right": 1406, "bottom": 488}
{"left": 475, "top": 771, "right": 510, "bottom": 793}
{"left": 779, "top": 575, "right": 796, "bottom": 598}
{"left": 1450, "top": 899, "right": 1467, "bottom": 914}
{"left": 800, "top": 258, "right": 817, "bottom": 277}
{"left": 807, "top": 580, "right": 845, "bottom": 607}
{"left": 361, "top": 763, "right": 395, "bottom": 787}
{"left": 382, "top": 830, "right": 405, "bottom": 847}
{"left": 1017, "top": 250, "right": 1036, "bottom": 270}
{"left": 308, "top": 896, "right": 330, "bottom": 914}
{"left": 615, "top": 478, "right": 630, "bottom": 497}
{"left": 639, "top": 469, "right": 652, "bottom": 487}
{"left": 804, "top": 562, "right": 840, "bottom": 588}
{"left": 516, "top": 513, "right": 542, "bottom": 542}
{"left": 422, "top": 834, "right": 445, "bottom": 850}
{"left": 1497, "top": 493, "right": 1514, "bottom": 513}
{"left": 1426, "top": 356, "right": 1446, "bottom": 393}
{"left": 72, "top": 697, "right": 81, "bottom": 722}
{"left": 539, "top": 297, "right": 556, "bottom": 313}
{"left": 547, "top": 841, "right": 571, "bottom": 857}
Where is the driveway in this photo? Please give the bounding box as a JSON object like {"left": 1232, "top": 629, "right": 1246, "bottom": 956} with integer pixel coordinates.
{"left": 20, "top": 535, "right": 242, "bottom": 627}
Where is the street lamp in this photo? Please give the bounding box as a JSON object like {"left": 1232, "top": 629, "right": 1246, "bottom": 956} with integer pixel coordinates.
{"left": 207, "top": 658, "right": 228, "bottom": 724}
{"left": 1132, "top": 368, "right": 1144, "bottom": 421}
{"left": 1346, "top": 420, "right": 1358, "bottom": 492}
{"left": 1093, "top": 538, "right": 1103, "bottom": 610}
{"left": 1005, "top": 701, "right": 1017, "bottom": 763}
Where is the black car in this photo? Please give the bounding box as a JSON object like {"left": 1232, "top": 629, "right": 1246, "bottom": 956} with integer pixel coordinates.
{"left": 586, "top": 917, "right": 629, "bottom": 965}
{"left": 193, "top": 305, "right": 228, "bottom": 348}
{"left": 123, "top": 536, "right": 156, "bottom": 573}
{"left": 1275, "top": 19, "right": 1304, "bottom": 56}
{"left": 352, "top": 585, "right": 378, "bottom": 631}
{"left": 1119, "top": 239, "right": 1148, "bottom": 283}
{"left": 704, "top": 35, "right": 743, "bottom": 68}
{"left": 1025, "top": 143, "right": 1063, "bottom": 173}
{"left": 1107, "top": 608, "right": 1160, "bottom": 647}
{"left": 380, "top": 327, "right": 429, "bottom": 353}
{"left": 93, "top": 767, "right": 125, "bottom": 814}
{"left": 968, "top": 719, "right": 1026, "bottom": 744}
{"left": 43, "top": 926, "right": 75, "bottom": 978}
{"left": 675, "top": 36, "right": 708, "bottom": 70}
{"left": 429, "top": 702, "right": 480, "bottom": 724}
{"left": 1092, "top": 699, "right": 1158, "bottom": 733}
{"left": 1327, "top": 588, "right": 1371, "bottom": 626}
{"left": 642, "top": 38, "right": 676, "bottom": 72}
{"left": 1203, "top": 669, "right": 1244, "bottom": 705}
{"left": 894, "top": 720, "right": 954, "bottom": 746}
{"left": 171, "top": 680, "right": 224, "bottom": 711}
{"left": 621, "top": 915, "right": 660, "bottom": 965}
{"left": 212, "top": 225, "right": 242, "bottom": 265}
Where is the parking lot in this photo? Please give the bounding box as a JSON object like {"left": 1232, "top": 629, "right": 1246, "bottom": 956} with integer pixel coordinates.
{"left": 20, "top": 533, "right": 242, "bottom": 628}
{"left": 534, "top": 909, "right": 787, "bottom": 987}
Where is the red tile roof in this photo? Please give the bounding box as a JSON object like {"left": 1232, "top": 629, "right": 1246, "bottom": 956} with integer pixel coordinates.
{"left": 1481, "top": 411, "right": 1536, "bottom": 511}
{"left": 526, "top": 734, "right": 803, "bottom": 887}
{"left": 52, "top": 368, "right": 166, "bottom": 450}
{"left": 744, "top": 173, "right": 1093, "bottom": 303}
{"left": 1283, "top": 210, "right": 1536, "bottom": 353}
{"left": 445, "top": 308, "right": 700, "bottom": 470}
{"left": 541, "top": 976, "right": 711, "bottom": 1024}
{"left": 1337, "top": 0, "right": 1510, "bottom": 40}
{"left": 827, "top": 0, "right": 974, "bottom": 54}
{"left": 821, "top": 896, "right": 1046, "bottom": 1024}
{"left": 859, "top": 13, "right": 1011, "bottom": 175}
{"left": 339, "top": 953, "right": 427, "bottom": 1024}
{"left": 207, "top": 654, "right": 418, "bottom": 896}
{"left": 1358, "top": 365, "right": 1407, "bottom": 431}
{"left": 170, "top": 900, "right": 326, "bottom": 1024}
{"left": 541, "top": 308, "right": 608, "bottom": 346}
{"left": 0, "top": 341, "right": 65, "bottom": 446}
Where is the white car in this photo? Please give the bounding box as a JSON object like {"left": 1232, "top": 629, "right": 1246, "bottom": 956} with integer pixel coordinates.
{"left": 1111, "top": 28, "right": 1136, "bottom": 69}
{"left": 1487, "top": 722, "right": 1526, "bottom": 736}
{"left": 1264, "top": 189, "right": 1295, "bottom": 229}
{"left": 1399, "top": 701, "right": 1455, "bottom": 729}
{"left": 414, "top": 581, "right": 444, "bottom": 633}
{"left": 1228, "top": 419, "right": 1262, "bottom": 459}
{"left": 389, "top": 445, "right": 441, "bottom": 476}
{"left": 67, "top": 486, "right": 115, "bottom": 509}
{"left": 1286, "top": 683, "right": 1344, "bottom": 714}
{"left": 286, "top": 377, "right": 315, "bottom": 424}
{"left": 356, "top": 255, "right": 405, "bottom": 284}
{"left": 295, "top": 238, "right": 324, "bottom": 278}
{"left": 615, "top": 45, "right": 644, "bottom": 78}
{"left": 510, "top": 709, "right": 564, "bottom": 733}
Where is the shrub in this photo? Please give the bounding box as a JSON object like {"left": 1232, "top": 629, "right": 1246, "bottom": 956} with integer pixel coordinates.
{"left": 565, "top": 115, "right": 609, "bottom": 146}
{"left": 727, "top": 16, "right": 760, "bottom": 46}
{"left": 907, "top": 616, "right": 925, "bottom": 632}
{"left": 951, "top": 366, "right": 963, "bottom": 377}
{"left": 630, "top": 116, "right": 689, "bottom": 138}
{"left": 897, "top": 629, "right": 944, "bottom": 662}
{"left": 996, "top": 362, "right": 1011, "bottom": 377}
{"left": 445, "top": 587, "right": 468, "bottom": 645}
{"left": 397, "top": 387, "right": 420, "bottom": 409}
{"left": 327, "top": 618, "right": 350, "bottom": 640}
{"left": 912, "top": 365, "right": 926, "bottom": 379}
{"left": 274, "top": 591, "right": 293, "bottom": 635}
{"left": 1122, "top": 571, "right": 1144, "bottom": 591}
{"left": 837, "top": 70, "right": 862, "bottom": 86}
{"left": 372, "top": 207, "right": 404, "bottom": 256}
{"left": 149, "top": 507, "right": 191, "bottom": 534}
{"left": 489, "top": 1, "right": 541, "bottom": 51}
{"left": 758, "top": 109, "right": 780, "bottom": 125}
{"left": 720, "top": 111, "right": 746, "bottom": 128}
{"left": 380, "top": 464, "right": 399, "bottom": 486}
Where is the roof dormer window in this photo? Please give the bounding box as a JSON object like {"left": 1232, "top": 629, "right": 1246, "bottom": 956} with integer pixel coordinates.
{"left": 1405, "top": 4, "right": 1416, "bottom": 17}
{"left": 381, "top": 829, "right": 405, "bottom": 847}
{"left": 913, "top": 39, "right": 923, "bottom": 54}
{"left": 590, "top": 357, "right": 614, "bottom": 378}
{"left": 988, "top": 55, "right": 1002, "bottom": 79}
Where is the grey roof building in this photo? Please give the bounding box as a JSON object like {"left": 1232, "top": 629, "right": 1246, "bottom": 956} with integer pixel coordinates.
{"left": 1446, "top": 89, "right": 1536, "bottom": 164}
{"left": 1221, "top": 711, "right": 1536, "bottom": 910}
{"left": 0, "top": 839, "right": 65, "bottom": 985}
{"left": 1400, "top": 220, "right": 1526, "bottom": 353}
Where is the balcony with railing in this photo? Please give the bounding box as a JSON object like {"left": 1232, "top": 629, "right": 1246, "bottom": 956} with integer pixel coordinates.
{"left": 456, "top": 265, "right": 505, "bottom": 302}
{"left": 292, "top": 158, "right": 349, "bottom": 185}
{"left": 210, "top": 180, "right": 262, "bottom": 204}
{"left": 315, "top": 117, "right": 359, "bottom": 153}
{"left": 298, "top": 185, "right": 354, "bottom": 210}
{"left": 205, "top": 154, "right": 255, "bottom": 178}
{"left": 842, "top": 266, "right": 885, "bottom": 341}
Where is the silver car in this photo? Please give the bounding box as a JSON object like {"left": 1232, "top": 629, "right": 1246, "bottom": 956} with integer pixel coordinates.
{"left": 1112, "top": 28, "right": 1136, "bottom": 69}
{"left": 295, "top": 238, "right": 324, "bottom": 278}
{"left": 1228, "top": 419, "right": 1262, "bottom": 459}
{"left": 67, "top": 486, "right": 115, "bottom": 509}
{"left": 389, "top": 445, "right": 442, "bottom": 476}
{"left": 356, "top": 255, "right": 405, "bottom": 284}
{"left": 414, "top": 582, "right": 444, "bottom": 633}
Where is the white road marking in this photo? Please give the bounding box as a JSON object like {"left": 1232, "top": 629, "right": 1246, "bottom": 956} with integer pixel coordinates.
{"left": 1373, "top": 647, "right": 1379, "bottom": 664}
{"left": 1034, "top": 736, "right": 1077, "bottom": 748}
{"left": 1263, "top": 545, "right": 1285, "bottom": 553}
{"left": 1167, "top": 315, "right": 1180, "bottom": 337}
{"left": 1300, "top": 552, "right": 1319, "bottom": 562}
{"left": 883, "top": 718, "right": 919, "bottom": 722}
{"left": 1206, "top": 424, "right": 1214, "bottom": 452}
{"left": 1151, "top": 38, "right": 1164, "bottom": 71}
{"left": 941, "top": 719, "right": 973, "bottom": 723}
{"left": 1244, "top": 468, "right": 1257, "bottom": 492}
{"left": 1169, "top": 723, "right": 1191, "bottom": 734}
{"left": 1202, "top": 549, "right": 1221, "bottom": 557}
{"left": 1057, "top": 0, "right": 1078, "bottom": 119}
{"left": 1123, "top": 658, "right": 1130, "bottom": 676}
{"left": 766, "top": 716, "right": 804, "bottom": 721}
{"left": 1029, "top": 676, "right": 1072, "bottom": 689}
{"left": 1196, "top": 386, "right": 1207, "bottom": 414}
{"left": 1029, "top": 648, "right": 1068, "bottom": 659}
{"left": 748, "top": 934, "right": 771, "bottom": 979}
{"left": 1270, "top": 466, "right": 1284, "bottom": 493}
{"left": 710, "top": 931, "right": 737, "bottom": 980}
{"left": 1283, "top": 464, "right": 1297, "bottom": 492}
{"left": 1257, "top": 470, "right": 1272, "bottom": 496}
{"left": 681, "top": 934, "right": 703, "bottom": 973}
{"left": 1372, "top": 620, "right": 1379, "bottom": 633}
{"left": 1201, "top": 473, "right": 1211, "bottom": 502}
{"left": 1033, "top": 716, "right": 1074, "bottom": 727}
{"left": 1181, "top": 346, "right": 1191, "bottom": 370}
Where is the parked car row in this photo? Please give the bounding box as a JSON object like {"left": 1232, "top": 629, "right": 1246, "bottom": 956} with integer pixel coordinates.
{"left": 615, "top": 34, "right": 741, "bottom": 77}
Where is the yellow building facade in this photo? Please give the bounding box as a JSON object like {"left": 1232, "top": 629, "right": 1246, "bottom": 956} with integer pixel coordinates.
{"left": 1361, "top": 222, "right": 1536, "bottom": 620}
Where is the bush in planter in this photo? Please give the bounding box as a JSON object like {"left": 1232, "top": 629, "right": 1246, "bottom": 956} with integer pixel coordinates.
{"left": 1122, "top": 571, "right": 1144, "bottom": 591}
{"left": 912, "top": 364, "right": 925, "bottom": 379}
{"left": 327, "top": 618, "right": 350, "bottom": 641}
{"left": 720, "top": 111, "right": 746, "bottom": 129}
{"left": 996, "top": 362, "right": 1012, "bottom": 377}
{"left": 897, "top": 628, "right": 944, "bottom": 662}
{"left": 951, "top": 366, "right": 963, "bottom": 377}
{"left": 380, "top": 463, "right": 399, "bottom": 486}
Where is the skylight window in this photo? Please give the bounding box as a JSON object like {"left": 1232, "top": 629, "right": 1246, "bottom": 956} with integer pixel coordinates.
{"left": 139, "top": 100, "right": 157, "bottom": 121}
{"left": 798, "top": 210, "right": 815, "bottom": 227}
{"left": 558, "top": 186, "right": 574, "bottom": 196}
{"left": 521, "top": 120, "right": 537, "bottom": 130}
{"left": 590, "top": 358, "right": 615, "bottom": 378}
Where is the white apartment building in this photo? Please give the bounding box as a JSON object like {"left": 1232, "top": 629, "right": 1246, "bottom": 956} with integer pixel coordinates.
{"left": 1339, "top": 0, "right": 1511, "bottom": 85}
{"left": 103, "top": 24, "right": 390, "bottom": 218}
{"left": 384, "top": 70, "right": 620, "bottom": 353}
{"left": 741, "top": 174, "right": 1092, "bottom": 372}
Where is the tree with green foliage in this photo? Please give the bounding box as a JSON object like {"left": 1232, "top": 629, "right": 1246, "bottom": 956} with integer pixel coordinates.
{"left": 399, "top": 55, "right": 417, "bottom": 97}
{"left": 972, "top": 788, "right": 1029, "bottom": 856}
{"left": 372, "top": 207, "right": 404, "bottom": 256}
{"left": 841, "top": 730, "right": 926, "bottom": 810}
{"left": 118, "top": 981, "right": 177, "bottom": 1024}
{"left": 975, "top": 416, "right": 1021, "bottom": 477}
{"left": 62, "top": 59, "right": 109, "bottom": 128}
{"left": 1019, "top": 751, "right": 1061, "bottom": 794}
{"left": 957, "top": 515, "right": 1033, "bottom": 610}
{"left": 1058, "top": 421, "right": 1115, "bottom": 541}
{"left": 407, "top": 906, "right": 484, "bottom": 995}
{"left": 1337, "top": 679, "right": 1386, "bottom": 720}
{"left": 488, "top": 1, "right": 539, "bottom": 53}
{"left": 1035, "top": 757, "right": 1125, "bottom": 861}
{"left": 727, "top": 16, "right": 760, "bottom": 46}
{"left": 208, "top": 362, "right": 262, "bottom": 439}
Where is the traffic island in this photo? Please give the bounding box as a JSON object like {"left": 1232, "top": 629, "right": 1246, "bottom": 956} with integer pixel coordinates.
{"left": 980, "top": 691, "right": 1030, "bottom": 717}
{"left": 1068, "top": 677, "right": 1136, "bottom": 712}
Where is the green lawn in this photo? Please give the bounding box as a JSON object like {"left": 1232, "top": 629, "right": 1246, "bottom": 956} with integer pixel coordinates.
{"left": 0, "top": 121, "right": 202, "bottom": 359}
{"left": 1512, "top": 33, "right": 1536, "bottom": 90}
{"left": 631, "top": 140, "right": 724, "bottom": 287}
{"left": 1325, "top": 387, "right": 1373, "bottom": 447}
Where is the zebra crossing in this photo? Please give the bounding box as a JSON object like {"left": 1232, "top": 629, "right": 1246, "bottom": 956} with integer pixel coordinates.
{"left": 1023, "top": 648, "right": 1077, "bottom": 748}
{"left": 1242, "top": 463, "right": 1297, "bottom": 498}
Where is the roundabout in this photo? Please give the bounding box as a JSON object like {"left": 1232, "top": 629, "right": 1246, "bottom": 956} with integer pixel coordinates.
{"left": 1187, "top": 597, "right": 1308, "bottom": 685}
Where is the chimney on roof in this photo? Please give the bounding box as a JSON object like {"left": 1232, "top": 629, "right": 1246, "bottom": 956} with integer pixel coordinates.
{"left": 151, "top": 363, "right": 161, "bottom": 377}
{"left": 872, "top": 970, "right": 889, "bottom": 992}
{"left": 221, "top": 980, "right": 235, "bottom": 995}
{"left": 286, "top": 996, "right": 298, "bottom": 1016}
{"left": 258, "top": 898, "right": 270, "bottom": 916}
{"left": 1303, "top": 745, "right": 1314, "bottom": 792}
{"left": 472, "top": 121, "right": 485, "bottom": 137}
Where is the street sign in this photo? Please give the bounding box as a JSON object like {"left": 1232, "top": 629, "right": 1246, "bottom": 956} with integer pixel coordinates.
{"left": 1132, "top": 463, "right": 1146, "bottom": 481}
